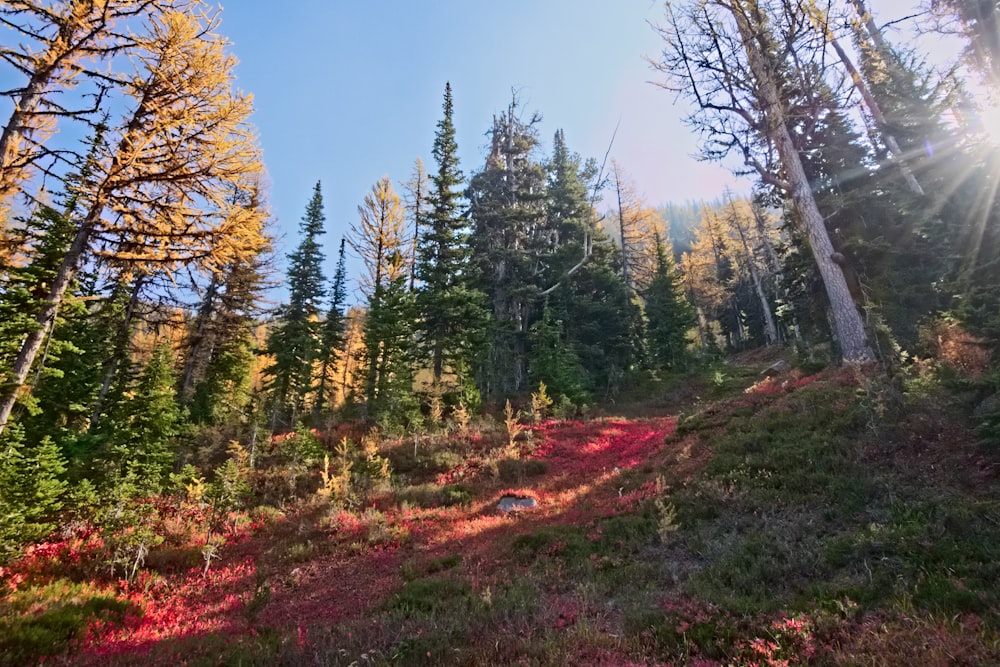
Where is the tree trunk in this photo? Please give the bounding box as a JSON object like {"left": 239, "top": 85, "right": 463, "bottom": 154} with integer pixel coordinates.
{"left": 0, "top": 212, "right": 98, "bottom": 437}
{"left": 731, "top": 0, "right": 874, "bottom": 362}
{"left": 811, "top": 8, "right": 925, "bottom": 196}
{"left": 89, "top": 275, "right": 144, "bottom": 431}
{"left": 732, "top": 210, "right": 779, "bottom": 344}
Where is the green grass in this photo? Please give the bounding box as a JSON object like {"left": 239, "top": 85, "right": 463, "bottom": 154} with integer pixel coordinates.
{"left": 0, "top": 580, "right": 131, "bottom": 666}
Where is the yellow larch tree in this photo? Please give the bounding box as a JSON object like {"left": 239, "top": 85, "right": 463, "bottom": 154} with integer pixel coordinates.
{"left": 0, "top": 7, "right": 264, "bottom": 436}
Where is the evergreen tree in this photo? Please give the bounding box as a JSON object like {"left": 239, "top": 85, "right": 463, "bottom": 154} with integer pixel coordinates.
{"left": 314, "top": 238, "right": 348, "bottom": 421}
{"left": 100, "top": 342, "right": 183, "bottom": 495}
{"left": 362, "top": 255, "right": 417, "bottom": 425}
{"left": 543, "top": 130, "right": 640, "bottom": 397}
{"left": 264, "top": 182, "right": 327, "bottom": 430}
{"left": 415, "top": 83, "right": 487, "bottom": 393}
{"left": 468, "top": 98, "right": 548, "bottom": 396}
{"left": 0, "top": 423, "right": 67, "bottom": 561}
{"left": 645, "top": 232, "right": 696, "bottom": 371}
{"left": 528, "top": 305, "right": 589, "bottom": 405}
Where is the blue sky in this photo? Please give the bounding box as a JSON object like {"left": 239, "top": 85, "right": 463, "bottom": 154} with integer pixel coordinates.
{"left": 218, "top": 1, "right": 741, "bottom": 280}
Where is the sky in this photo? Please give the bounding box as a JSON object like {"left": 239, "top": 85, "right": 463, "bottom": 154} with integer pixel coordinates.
{"left": 217, "top": 0, "right": 741, "bottom": 278}
{"left": 0, "top": 0, "right": 966, "bottom": 294}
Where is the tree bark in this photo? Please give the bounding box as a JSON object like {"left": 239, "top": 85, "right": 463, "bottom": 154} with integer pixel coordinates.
{"left": 0, "top": 211, "right": 98, "bottom": 437}
{"left": 730, "top": 0, "right": 874, "bottom": 362}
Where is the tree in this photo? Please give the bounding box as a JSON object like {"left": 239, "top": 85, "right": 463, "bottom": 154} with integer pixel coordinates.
{"left": 543, "top": 130, "right": 639, "bottom": 397}
{"left": 645, "top": 232, "right": 696, "bottom": 371}
{"left": 350, "top": 176, "right": 415, "bottom": 420}
{"left": 99, "top": 341, "right": 182, "bottom": 495}
{"left": 0, "top": 8, "right": 264, "bottom": 438}
{"left": 414, "top": 83, "right": 486, "bottom": 389}
{"left": 314, "top": 237, "right": 348, "bottom": 421}
{"left": 609, "top": 161, "right": 663, "bottom": 293}
{"left": 654, "top": 0, "right": 874, "bottom": 362}
{"left": 0, "top": 0, "right": 189, "bottom": 250}
{"left": 264, "top": 182, "right": 327, "bottom": 430}
{"left": 0, "top": 423, "right": 67, "bottom": 561}
{"left": 468, "top": 96, "right": 548, "bottom": 396}
{"left": 401, "top": 158, "right": 430, "bottom": 292}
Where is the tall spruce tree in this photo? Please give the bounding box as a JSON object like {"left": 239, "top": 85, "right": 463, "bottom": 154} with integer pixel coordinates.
{"left": 415, "top": 83, "right": 486, "bottom": 391}
{"left": 314, "top": 238, "right": 348, "bottom": 421}
{"left": 468, "top": 98, "right": 548, "bottom": 396}
{"left": 264, "top": 182, "right": 327, "bottom": 430}
{"left": 542, "top": 130, "right": 640, "bottom": 398}
{"left": 645, "top": 232, "right": 696, "bottom": 371}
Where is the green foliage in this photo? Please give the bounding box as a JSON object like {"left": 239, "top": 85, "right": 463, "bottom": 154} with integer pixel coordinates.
{"left": 0, "top": 423, "right": 67, "bottom": 561}
{"left": 99, "top": 342, "right": 183, "bottom": 496}
{"left": 314, "top": 237, "right": 349, "bottom": 421}
{"left": 264, "top": 181, "right": 327, "bottom": 431}
{"left": 388, "top": 576, "right": 476, "bottom": 615}
{"left": 0, "top": 581, "right": 130, "bottom": 666}
{"left": 644, "top": 232, "right": 696, "bottom": 372}
{"left": 415, "top": 82, "right": 488, "bottom": 392}
{"left": 363, "top": 267, "right": 420, "bottom": 428}
{"left": 528, "top": 306, "right": 590, "bottom": 405}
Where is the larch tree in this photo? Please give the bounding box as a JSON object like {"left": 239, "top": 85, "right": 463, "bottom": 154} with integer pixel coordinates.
{"left": 654, "top": 0, "right": 875, "bottom": 362}
{"left": 350, "top": 175, "right": 414, "bottom": 418}
{"left": 0, "top": 0, "right": 190, "bottom": 256}
{"left": 609, "top": 161, "right": 664, "bottom": 294}
{"left": 264, "top": 182, "right": 326, "bottom": 431}
{"left": 0, "top": 8, "right": 264, "bottom": 438}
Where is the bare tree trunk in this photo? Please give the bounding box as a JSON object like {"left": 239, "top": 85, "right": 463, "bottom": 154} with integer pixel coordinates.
{"left": 810, "top": 6, "right": 924, "bottom": 196}
{"left": 731, "top": 207, "right": 779, "bottom": 344}
{"left": 731, "top": 0, "right": 874, "bottom": 362}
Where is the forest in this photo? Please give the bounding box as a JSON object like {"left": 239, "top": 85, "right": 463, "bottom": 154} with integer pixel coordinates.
{"left": 1, "top": 0, "right": 1000, "bottom": 664}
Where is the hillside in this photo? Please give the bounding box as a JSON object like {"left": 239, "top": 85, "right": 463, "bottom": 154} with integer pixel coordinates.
{"left": 3, "top": 358, "right": 999, "bottom": 666}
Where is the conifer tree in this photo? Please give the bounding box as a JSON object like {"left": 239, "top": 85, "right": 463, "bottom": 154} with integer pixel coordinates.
{"left": 543, "top": 130, "right": 639, "bottom": 397}
{"left": 264, "top": 182, "right": 327, "bottom": 430}
{"left": 0, "top": 8, "right": 265, "bottom": 438}
{"left": 314, "top": 238, "right": 348, "bottom": 421}
{"left": 100, "top": 342, "right": 182, "bottom": 495}
{"left": 350, "top": 177, "right": 416, "bottom": 422}
{"left": 0, "top": 423, "right": 67, "bottom": 560}
{"left": 645, "top": 232, "right": 696, "bottom": 371}
{"left": 415, "top": 83, "right": 486, "bottom": 389}
{"left": 468, "top": 98, "right": 548, "bottom": 396}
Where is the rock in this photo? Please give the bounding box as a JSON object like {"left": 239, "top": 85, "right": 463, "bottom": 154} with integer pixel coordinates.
{"left": 974, "top": 393, "right": 999, "bottom": 419}
{"left": 761, "top": 359, "right": 791, "bottom": 377}
{"left": 497, "top": 495, "right": 538, "bottom": 512}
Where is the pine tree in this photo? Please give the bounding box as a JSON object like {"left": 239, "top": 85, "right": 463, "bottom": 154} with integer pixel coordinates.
{"left": 101, "top": 342, "right": 182, "bottom": 495}
{"left": 314, "top": 238, "right": 348, "bottom": 421}
{"left": 645, "top": 232, "right": 696, "bottom": 371}
{"left": 264, "top": 182, "right": 327, "bottom": 430}
{"left": 415, "top": 83, "right": 487, "bottom": 390}
{"left": 468, "top": 98, "right": 548, "bottom": 396}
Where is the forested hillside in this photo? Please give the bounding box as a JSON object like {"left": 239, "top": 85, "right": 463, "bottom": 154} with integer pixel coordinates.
{"left": 2, "top": 0, "right": 1000, "bottom": 664}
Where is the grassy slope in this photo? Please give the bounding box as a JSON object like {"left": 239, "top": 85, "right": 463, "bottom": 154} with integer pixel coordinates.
{"left": 3, "top": 363, "right": 1000, "bottom": 665}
